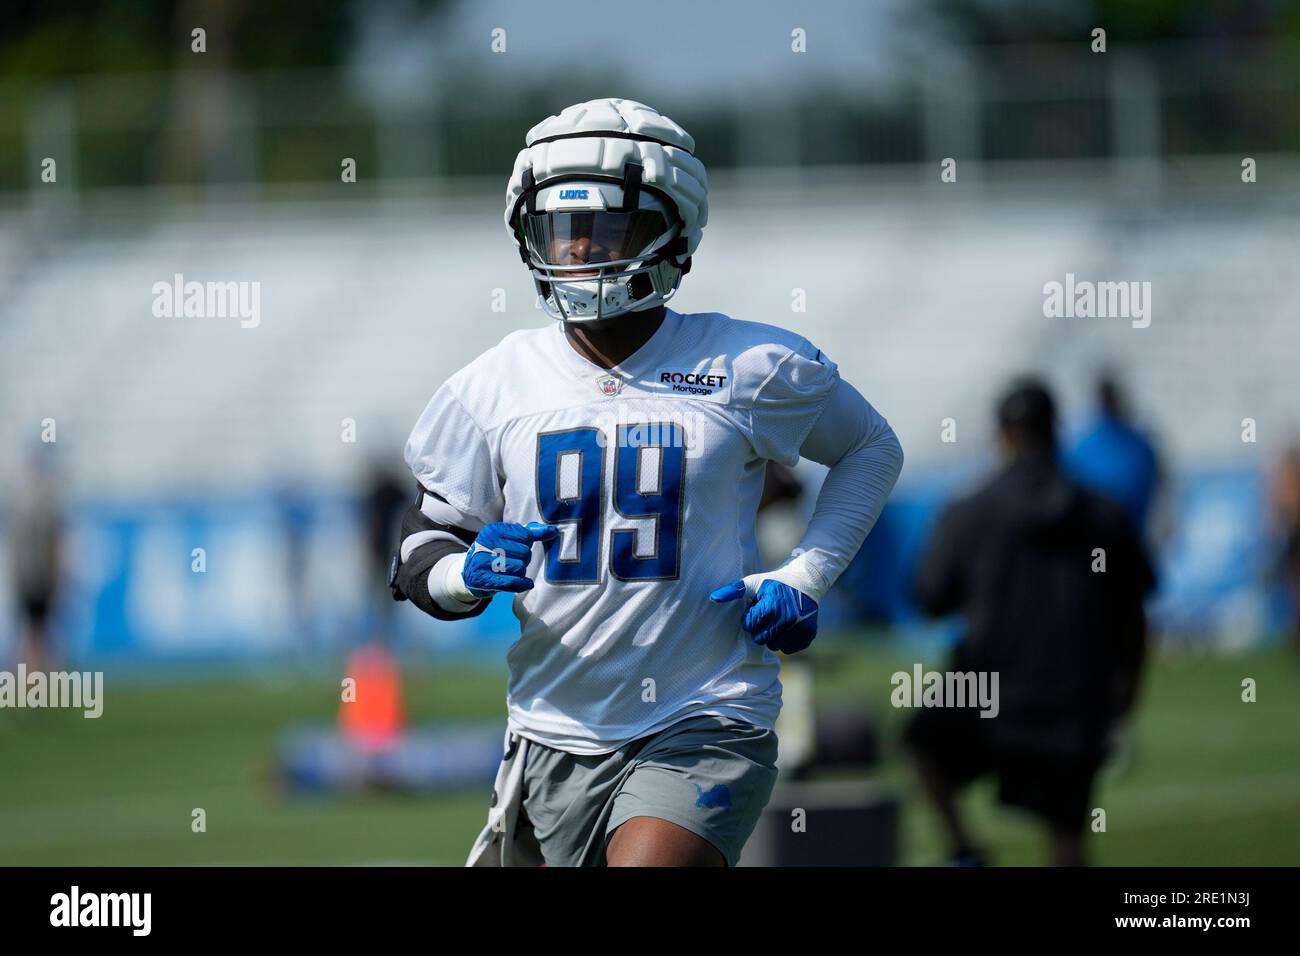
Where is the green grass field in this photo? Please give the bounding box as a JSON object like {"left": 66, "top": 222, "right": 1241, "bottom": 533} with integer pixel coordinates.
{"left": 2, "top": 638, "right": 1298, "bottom": 865}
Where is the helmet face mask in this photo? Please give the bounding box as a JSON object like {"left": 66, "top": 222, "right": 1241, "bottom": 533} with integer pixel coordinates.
{"left": 504, "top": 99, "right": 709, "bottom": 325}
{"left": 515, "top": 183, "right": 683, "bottom": 323}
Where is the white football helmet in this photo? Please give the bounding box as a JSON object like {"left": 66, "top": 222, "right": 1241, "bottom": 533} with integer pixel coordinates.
{"left": 505, "top": 98, "right": 709, "bottom": 323}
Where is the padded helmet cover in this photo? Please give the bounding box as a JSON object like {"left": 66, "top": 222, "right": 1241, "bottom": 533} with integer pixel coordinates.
{"left": 505, "top": 98, "right": 708, "bottom": 265}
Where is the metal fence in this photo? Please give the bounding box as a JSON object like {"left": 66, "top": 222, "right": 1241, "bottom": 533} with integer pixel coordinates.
{"left": 2, "top": 40, "right": 1297, "bottom": 197}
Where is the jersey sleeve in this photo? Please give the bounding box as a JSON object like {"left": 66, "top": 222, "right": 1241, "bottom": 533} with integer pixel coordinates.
{"left": 403, "top": 382, "right": 504, "bottom": 525}
{"left": 743, "top": 337, "right": 841, "bottom": 466}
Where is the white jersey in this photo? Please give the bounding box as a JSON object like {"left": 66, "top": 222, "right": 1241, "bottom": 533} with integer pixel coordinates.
{"left": 404, "top": 309, "right": 839, "bottom": 754}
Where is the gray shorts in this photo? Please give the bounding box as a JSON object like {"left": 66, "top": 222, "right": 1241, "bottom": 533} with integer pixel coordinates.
{"left": 519, "top": 715, "right": 779, "bottom": 867}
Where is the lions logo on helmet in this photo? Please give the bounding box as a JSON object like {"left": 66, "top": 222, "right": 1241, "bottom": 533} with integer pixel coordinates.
{"left": 505, "top": 98, "right": 709, "bottom": 323}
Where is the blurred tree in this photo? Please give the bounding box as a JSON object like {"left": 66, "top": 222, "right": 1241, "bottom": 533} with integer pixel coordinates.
{"left": 0, "top": 0, "right": 453, "bottom": 188}
{"left": 921, "top": 0, "right": 1300, "bottom": 44}
{"left": 0, "top": 0, "right": 365, "bottom": 76}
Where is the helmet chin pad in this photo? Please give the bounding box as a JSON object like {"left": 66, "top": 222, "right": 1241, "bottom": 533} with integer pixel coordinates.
{"left": 553, "top": 275, "right": 631, "bottom": 321}
{"left": 538, "top": 260, "right": 680, "bottom": 323}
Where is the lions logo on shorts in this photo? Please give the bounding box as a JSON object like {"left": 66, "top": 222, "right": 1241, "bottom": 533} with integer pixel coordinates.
{"left": 694, "top": 783, "right": 732, "bottom": 812}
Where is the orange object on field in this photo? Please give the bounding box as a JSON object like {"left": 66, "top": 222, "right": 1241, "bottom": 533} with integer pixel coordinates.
{"left": 339, "top": 643, "right": 406, "bottom": 750}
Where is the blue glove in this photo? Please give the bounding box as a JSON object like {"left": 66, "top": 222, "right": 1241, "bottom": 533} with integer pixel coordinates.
{"left": 463, "top": 522, "right": 559, "bottom": 597}
{"left": 709, "top": 578, "right": 819, "bottom": 655}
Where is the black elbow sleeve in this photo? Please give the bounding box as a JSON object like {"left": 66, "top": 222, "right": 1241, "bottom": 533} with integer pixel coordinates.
{"left": 389, "top": 486, "right": 488, "bottom": 621}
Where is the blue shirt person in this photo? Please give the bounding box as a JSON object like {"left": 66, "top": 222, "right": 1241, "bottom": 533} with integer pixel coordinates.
{"left": 1066, "top": 377, "right": 1160, "bottom": 535}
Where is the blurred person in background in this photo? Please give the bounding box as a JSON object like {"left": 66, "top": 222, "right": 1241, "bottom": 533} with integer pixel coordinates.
{"left": 275, "top": 479, "right": 315, "bottom": 655}
{"left": 1269, "top": 445, "right": 1300, "bottom": 652}
{"left": 759, "top": 461, "right": 804, "bottom": 515}
{"left": 1066, "top": 373, "right": 1162, "bottom": 541}
{"left": 905, "top": 379, "right": 1155, "bottom": 866}
{"left": 364, "top": 460, "right": 408, "bottom": 644}
{"left": 8, "top": 449, "right": 63, "bottom": 672}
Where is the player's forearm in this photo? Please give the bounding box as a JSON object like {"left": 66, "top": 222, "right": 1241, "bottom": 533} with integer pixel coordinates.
{"left": 771, "top": 381, "right": 904, "bottom": 601}
{"left": 781, "top": 424, "right": 903, "bottom": 600}
{"left": 427, "top": 552, "right": 483, "bottom": 611}
{"left": 396, "top": 539, "right": 486, "bottom": 620}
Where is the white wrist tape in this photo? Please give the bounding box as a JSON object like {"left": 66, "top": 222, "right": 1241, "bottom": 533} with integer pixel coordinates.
{"left": 743, "top": 549, "right": 833, "bottom": 604}
{"left": 428, "top": 551, "right": 481, "bottom": 612}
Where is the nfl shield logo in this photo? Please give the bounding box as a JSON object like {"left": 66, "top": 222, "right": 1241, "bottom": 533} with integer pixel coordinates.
{"left": 596, "top": 375, "right": 623, "bottom": 396}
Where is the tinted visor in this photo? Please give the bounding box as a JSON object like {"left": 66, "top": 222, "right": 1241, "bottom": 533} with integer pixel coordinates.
{"left": 523, "top": 209, "right": 671, "bottom": 271}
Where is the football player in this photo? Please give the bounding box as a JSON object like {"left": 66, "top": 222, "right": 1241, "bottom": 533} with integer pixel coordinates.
{"left": 391, "top": 98, "right": 904, "bottom": 867}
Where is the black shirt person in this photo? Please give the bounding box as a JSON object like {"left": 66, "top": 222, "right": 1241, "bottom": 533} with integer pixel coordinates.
{"left": 905, "top": 379, "right": 1155, "bottom": 866}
